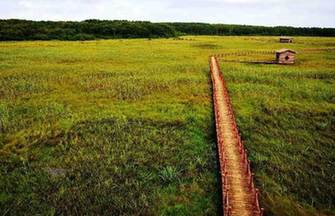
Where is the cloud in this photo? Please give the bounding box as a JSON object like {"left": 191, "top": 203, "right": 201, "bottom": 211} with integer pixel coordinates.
{"left": 0, "top": 0, "right": 334, "bottom": 27}
{"left": 18, "top": 0, "right": 33, "bottom": 8}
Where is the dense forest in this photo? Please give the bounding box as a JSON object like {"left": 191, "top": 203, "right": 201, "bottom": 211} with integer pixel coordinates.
{"left": 1, "top": 19, "right": 335, "bottom": 41}
{"left": 169, "top": 22, "right": 335, "bottom": 37}
{"left": 0, "top": 20, "right": 176, "bottom": 40}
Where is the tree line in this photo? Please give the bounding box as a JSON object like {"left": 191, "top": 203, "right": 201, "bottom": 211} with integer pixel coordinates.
{"left": 1, "top": 19, "right": 334, "bottom": 41}
{"left": 169, "top": 23, "right": 335, "bottom": 37}
{"left": 0, "top": 19, "right": 176, "bottom": 41}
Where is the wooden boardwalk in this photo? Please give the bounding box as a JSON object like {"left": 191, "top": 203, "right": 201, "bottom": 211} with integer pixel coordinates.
{"left": 210, "top": 56, "right": 263, "bottom": 216}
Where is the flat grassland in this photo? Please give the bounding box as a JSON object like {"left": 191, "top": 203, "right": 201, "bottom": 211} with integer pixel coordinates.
{"left": 0, "top": 36, "right": 334, "bottom": 216}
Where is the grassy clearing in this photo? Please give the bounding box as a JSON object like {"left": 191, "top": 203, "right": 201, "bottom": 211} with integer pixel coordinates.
{"left": 0, "top": 38, "right": 220, "bottom": 215}
{"left": 0, "top": 36, "right": 334, "bottom": 215}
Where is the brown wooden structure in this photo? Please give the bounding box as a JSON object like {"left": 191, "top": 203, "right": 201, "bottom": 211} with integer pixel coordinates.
{"left": 280, "top": 37, "right": 293, "bottom": 43}
{"left": 210, "top": 57, "right": 264, "bottom": 216}
{"left": 276, "top": 49, "right": 296, "bottom": 64}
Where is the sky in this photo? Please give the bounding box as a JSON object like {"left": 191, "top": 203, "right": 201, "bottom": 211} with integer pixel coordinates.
{"left": 1, "top": 0, "right": 335, "bottom": 27}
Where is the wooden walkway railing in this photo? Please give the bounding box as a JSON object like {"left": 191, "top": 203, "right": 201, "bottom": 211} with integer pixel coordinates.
{"left": 210, "top": 56, "right": 264, "bottom": 216}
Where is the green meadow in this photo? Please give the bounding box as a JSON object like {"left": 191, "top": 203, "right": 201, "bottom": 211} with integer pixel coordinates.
{"left": 0, "top": 36, "right": 334, "bottom": 215}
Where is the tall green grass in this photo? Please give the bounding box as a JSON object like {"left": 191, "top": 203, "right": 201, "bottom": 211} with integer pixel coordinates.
{"left": 0, "top": 36, "right": 334, "bottom": 215}
{"left": 219, "top": 40, "right": 335, "bottom": 215}
{"left": 0, "top": 38, "right": 219, "bottom": 215}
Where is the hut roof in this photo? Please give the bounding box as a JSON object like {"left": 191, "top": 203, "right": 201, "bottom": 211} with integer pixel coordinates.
{"left": 276, "top": 49, "right": 296, "bottom": 54}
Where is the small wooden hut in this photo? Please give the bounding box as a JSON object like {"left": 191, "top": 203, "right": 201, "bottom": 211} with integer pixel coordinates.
{"left": 280, "top": 37, "right": 293, "bottom": 43}
{"left": 276, "top": 49, "right": 296, "bottom": 64}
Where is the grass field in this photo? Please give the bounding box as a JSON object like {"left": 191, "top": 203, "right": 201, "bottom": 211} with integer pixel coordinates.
{"left": 0, "top": 36, "right": 334, "bottom": 215}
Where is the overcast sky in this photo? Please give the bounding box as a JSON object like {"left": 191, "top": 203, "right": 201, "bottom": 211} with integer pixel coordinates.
{"left": 1, "top": 0, "right": 335, "bottom": 27}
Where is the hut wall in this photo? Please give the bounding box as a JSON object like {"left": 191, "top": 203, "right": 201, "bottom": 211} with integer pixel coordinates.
{"left": 277, "top": 52, "right": 295, "bottom": 64}
{"left": 280, "top": 38, "right": 293, "bottom": 43}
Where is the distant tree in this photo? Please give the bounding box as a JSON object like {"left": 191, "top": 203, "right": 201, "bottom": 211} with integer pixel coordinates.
{"left": 0, "top": 19, "right": 334, "bottom": 41}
